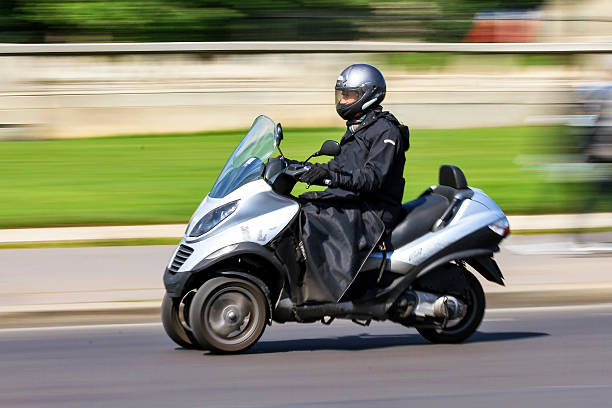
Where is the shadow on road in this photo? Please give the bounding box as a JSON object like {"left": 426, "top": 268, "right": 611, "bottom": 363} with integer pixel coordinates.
{"left": 467, "top": 331, "right": 549, "bottom": 343}
{"left": 245, "top": 331, "right": 549, "bottom": 354}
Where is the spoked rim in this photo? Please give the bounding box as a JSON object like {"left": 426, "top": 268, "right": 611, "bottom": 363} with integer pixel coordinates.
{"left": 203, "top": 286, "right": 261, "bottom": 346}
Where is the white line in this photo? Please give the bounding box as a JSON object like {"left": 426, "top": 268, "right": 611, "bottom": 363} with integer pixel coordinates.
{"left": 483, "top": 318, "right": 516, "bottom": 322}
{"left": 2, "top": 304, "right": 612, "bottom": 334}
{"left": 487, "top": 303, "right": 612, "bottom": 314}
{"left": 2, "top": 41, "right": 612, "bottom": 55}
{"left": 532, "top": 385, "right": 611, "bottom": 390}
{"left": 0, "top": 322, "right": 162, "bottom": 334}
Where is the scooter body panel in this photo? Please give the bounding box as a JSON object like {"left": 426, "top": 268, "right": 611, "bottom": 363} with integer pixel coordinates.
{"left": 367, "top": 188, "right": 507, "bottom": 275}
{"left": 167, "top": 179, "right": 298, "bottom": 273}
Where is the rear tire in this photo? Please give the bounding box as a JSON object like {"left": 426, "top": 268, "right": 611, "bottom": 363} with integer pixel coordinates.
{"left": 189, "top": 277, "right": 268, "bottom": 354}
{"left": 416, "top": 271, "right": 485, "bottom": 344}
{"left": 161, "top": 292, "right": 200, "bottom": 349}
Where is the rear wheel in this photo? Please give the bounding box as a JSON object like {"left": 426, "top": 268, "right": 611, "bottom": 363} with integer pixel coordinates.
{"left": 189, "top": 277, "right": 267, "bottom": 354}
{"left": 161, "top": 291, "right": 201, "bottom": 349}
{"left": 416, "top": 271, "right": 485, "bottom": 344}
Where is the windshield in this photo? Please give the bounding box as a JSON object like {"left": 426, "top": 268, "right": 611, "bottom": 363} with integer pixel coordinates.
{"left": 209, "top": 115, "right": 277, "bottom": 198}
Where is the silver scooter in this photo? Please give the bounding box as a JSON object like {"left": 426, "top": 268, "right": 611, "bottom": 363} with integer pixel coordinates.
{"left": 162, "top": 115, "right": 510, "bottom": 353}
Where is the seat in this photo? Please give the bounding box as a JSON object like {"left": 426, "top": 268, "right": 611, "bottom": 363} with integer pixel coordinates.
{"left": 388, "top": 165, "right": 469, "bottom": 249}
{"left": 389, "top": 193, "right": 450, "bottom": 249}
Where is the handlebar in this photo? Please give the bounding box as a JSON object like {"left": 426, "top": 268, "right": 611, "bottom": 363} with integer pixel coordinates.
{"left": 284, "top": 163, "right": 311, "bottom": 179}
{"left": 284, "top": 162, "right": 332, "bottom": 186}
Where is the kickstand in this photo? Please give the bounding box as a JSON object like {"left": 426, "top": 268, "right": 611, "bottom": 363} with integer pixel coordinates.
{"left": 321, "top": 316, "right": 335, "bottom": 325}
{"left": 351, "top": 319, "right": 371, "bottom": 327}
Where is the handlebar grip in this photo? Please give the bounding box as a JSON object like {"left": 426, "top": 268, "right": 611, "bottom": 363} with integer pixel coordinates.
{"left": 284, "top": 164, "right": 310, "bottom": 179}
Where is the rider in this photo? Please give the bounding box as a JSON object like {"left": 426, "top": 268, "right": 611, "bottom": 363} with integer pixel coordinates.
{"left": 293, "top": 63, "right": 410, "bottom": 304}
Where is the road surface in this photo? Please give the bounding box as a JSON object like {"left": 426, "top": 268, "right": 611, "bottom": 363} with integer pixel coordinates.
{"left": 1, "top": 304, "right": 611, "bottom": 407}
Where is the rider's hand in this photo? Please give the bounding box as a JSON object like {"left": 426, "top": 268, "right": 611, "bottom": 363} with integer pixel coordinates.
{"left": 283, "top": 158, "right": 304, "bottom": 167}
{"left": 299, "top": 165, "right": 332, "bottom": 186}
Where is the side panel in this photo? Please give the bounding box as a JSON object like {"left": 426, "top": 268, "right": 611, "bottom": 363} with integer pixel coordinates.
{"left": 385, "top": 198, "right": 502, "bottom": 274}
{"left": 169, "top": 180, "right": 299, "bottom": 273}
{"left": 164, "top": 242, "right": 286, "bottom": 298}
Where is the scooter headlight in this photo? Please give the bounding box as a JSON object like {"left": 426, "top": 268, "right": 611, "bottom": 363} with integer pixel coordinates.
{"left": 189, "top": 200, "right": 239, "bottom": 237}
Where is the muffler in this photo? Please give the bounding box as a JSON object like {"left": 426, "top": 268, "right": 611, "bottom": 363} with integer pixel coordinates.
{"left": 394, "top": 290, "right": 466, "bottom": 321}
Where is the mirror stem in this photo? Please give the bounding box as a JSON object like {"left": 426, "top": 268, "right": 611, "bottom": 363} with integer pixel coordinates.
{"left": 304, "top": 152, "right": 319, "bottom": 163}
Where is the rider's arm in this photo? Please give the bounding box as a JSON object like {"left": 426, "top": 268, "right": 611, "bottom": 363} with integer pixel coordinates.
{"left": 327, "top": 128, "right": 401, "bottom": 193}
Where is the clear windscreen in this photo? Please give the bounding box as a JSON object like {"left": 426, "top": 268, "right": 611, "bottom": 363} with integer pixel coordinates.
{"left": 209, "top": 115, "right": 277, "bottom": 198}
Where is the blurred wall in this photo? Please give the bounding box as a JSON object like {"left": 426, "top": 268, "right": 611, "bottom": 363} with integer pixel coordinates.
{"left": 541, "top": 0, "right": 612, "bottom": 43}
{"left": 0, "top": 52, "right": 602, "bottom": 138}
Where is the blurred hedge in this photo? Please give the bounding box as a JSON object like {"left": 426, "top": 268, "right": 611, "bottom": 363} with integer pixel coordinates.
{"left": 1, "top": 0, "right": 545, "bottom": 43}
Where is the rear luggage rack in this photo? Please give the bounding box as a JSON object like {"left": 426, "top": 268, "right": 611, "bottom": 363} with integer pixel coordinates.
{"left": 169, "top": 244, "right": 194, "bottom": 273}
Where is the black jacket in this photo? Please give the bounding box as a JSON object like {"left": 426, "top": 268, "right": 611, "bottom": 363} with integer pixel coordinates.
{"left": 293, "top": 107, "right": 410, "bottom": 304}
{"left": 320, "top": 107, "right": 410, "bottom": 229}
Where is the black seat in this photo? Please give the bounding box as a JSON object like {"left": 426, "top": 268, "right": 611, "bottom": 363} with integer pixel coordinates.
{"left": 388, "top": 165, "right": 470, "bottom": 249}
{"left": 389, "top": 193, "right": 450, "bottom": 249}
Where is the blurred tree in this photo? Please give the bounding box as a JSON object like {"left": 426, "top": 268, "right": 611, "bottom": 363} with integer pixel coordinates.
{"left": 425, "top": 0, "right": 546, "bottom": 42}
{"left": 0, "top": 0, "right": 373, "bottom": 42}
{"left": 0, "top": 0, "right": 546, "bottom": 43}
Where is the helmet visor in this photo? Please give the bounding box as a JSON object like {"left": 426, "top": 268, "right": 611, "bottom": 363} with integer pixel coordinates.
{"left": 335, "top": 88, "right": 364, "bottom": 107}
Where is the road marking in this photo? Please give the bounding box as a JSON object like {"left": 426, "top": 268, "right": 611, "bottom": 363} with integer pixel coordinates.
{"left": 487, "top": 303, "right": 612, "bottom": 314}
{"left": 483, "top": 318, "right": 516, "bottom": 322}
{"left": 532, "top": 385, "right": 611, "bottom": 390}
{"left": 0, "top": 322, "right": 162, "bottom": 334}
{"left": 2, "top": 303, "right": 612, "bottom": 334}
{"left": 507, "top": 242, "right": 612, "bottom": 255}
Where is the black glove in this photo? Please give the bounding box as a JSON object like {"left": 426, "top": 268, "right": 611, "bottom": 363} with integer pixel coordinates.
{"left": 299, "top": 165, "right": 332, "bottom": 186}
{"left": 283, "top": 158, "right": 304, "bottom": 167}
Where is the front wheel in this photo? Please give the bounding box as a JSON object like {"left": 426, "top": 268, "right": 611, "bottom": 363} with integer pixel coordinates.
{"left": 161, "top": 292, "right": 200, "bottom": 349}
{"left": 417, "top": 271, "right": 485, "bottom": 344}
{"left": 189, "top": 277, "right": 268, "bottom": 354}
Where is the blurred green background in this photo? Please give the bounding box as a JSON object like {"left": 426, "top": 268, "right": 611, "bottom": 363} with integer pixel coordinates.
{"left": 0, "top": 0, "right": 544, "bottom": 43}
{"left": 2, "top": 0, "right": 611, "bottom": 230}
{"left": 3, "top": 125, "right": 598, "bottom": 229}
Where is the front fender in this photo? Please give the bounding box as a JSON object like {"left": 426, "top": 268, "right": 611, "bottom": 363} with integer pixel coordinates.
{"left": 163, "top": 242, "right": 285, "bottom": 299}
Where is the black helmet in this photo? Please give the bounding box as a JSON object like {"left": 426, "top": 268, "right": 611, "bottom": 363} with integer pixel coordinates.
{"left": 335, "top": 64, "right": 386, "bottom": 120}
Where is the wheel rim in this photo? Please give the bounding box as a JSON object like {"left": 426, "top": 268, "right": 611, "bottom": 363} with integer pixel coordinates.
{"left": 178, "top": 290, "right": 196, "bottom": 332}
{"left": 204, "top": 286, "right": 261, "bottom": 346}
{"left": 439, "top": 287, "right": 479, "bottom": 335}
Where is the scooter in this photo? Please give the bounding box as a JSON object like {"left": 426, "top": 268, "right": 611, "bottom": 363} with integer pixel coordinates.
{"left": 162, "top": 115, "right": 510, "bottom": 353}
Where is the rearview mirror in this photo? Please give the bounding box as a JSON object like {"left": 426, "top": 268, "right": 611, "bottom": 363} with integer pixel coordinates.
{"left": 275, "top": 123, "right": 284, "bottom": 147}
{"left": 318, "top": 140, "right": 341, "bottom": 157}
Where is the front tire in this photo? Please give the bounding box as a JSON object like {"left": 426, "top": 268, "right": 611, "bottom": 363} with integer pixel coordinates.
{"left": 417, "top": 271, "right": 486, "bottom": 344}
{"left": 189, "top": 277, "right": 268, "bottom": 354}
{"left": 161, "top": 292, "right": 200, "bottom": 349}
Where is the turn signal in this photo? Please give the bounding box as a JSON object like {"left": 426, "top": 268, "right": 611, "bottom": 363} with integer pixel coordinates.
{"left": 488, "top": 218, "right": 510, "bottom": 237}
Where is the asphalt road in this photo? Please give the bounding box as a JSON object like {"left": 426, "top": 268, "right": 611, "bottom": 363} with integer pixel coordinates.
{"left": 1, "top": 304, "right": 611, "bottom": 408}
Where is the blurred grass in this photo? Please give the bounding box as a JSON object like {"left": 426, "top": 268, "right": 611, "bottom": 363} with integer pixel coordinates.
{"left": 0, "top": 125, "right": 591, "bottom": 228}
{"left": 0, "top": 238, "right": 181, "bottom": 249}
{"left": 382, "top": 53, "right": 577, "bottom": 71}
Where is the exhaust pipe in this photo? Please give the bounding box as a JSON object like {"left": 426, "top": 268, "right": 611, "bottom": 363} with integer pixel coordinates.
{"left": 273, "top": 298, "right": 390, "bottom": 323}
{"left": 412, "top": 290, "right": 466, "bottom": 320}
{"left": 272, "top": 290, "right": 465, "bottom": 324}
